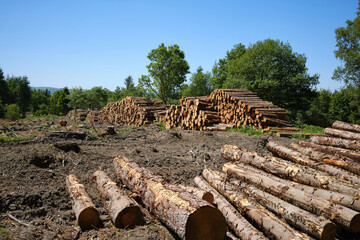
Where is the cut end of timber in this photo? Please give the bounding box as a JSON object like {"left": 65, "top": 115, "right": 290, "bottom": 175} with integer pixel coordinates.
{"left": 202, "top": 192, "right": 214, "bottom": 204}
{"left": 78, "top": 207, "right": 100, "bottom": 230}
{"left": 350, "top": 213, "right": 360, "bottom": 233}
{"left": 115, "top": 206, "right": 144, "bottom": 229}
{"left": 321, "top": 222, "right": 337, "bottom": 240}
{"left": 185, "top": 206, "right": 226, "bottom": 240}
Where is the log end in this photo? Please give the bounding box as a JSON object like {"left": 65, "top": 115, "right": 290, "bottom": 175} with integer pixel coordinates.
{"left": 350, "top": 213, "right": 360, "bottom": 233}
{"left": 114, "top": 205, "right": 144, "bottom": 229}
{"left": 321, "top": 222, "right": 337, "bottom": 240}
{"left": 78, "top": 206, "right": 100, "bottom": 230}
{"left": 185, "top": 206, "right": 226, "bottom": 240}
{"left": 202, "top": 192, "right": 214, "bottom": 204}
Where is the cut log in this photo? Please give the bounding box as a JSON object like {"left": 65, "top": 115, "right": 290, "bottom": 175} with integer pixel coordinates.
{"left": 113, "top": 156, "right": 227, "bottom": 240}
{"left": 92, "top": 171, "right": 144, "bottom": 228}
{"left": 66, "top": 174, "right": 100, "bottom": 230}
{"left": 178, "top": 185, "right": 214, "bottom": 204}
{"left": 290, "top": 142, "right": 360, "bottom": 176}
{"left": 324, "top": 128, "right": 360, "bottom": 141}
{"left": 332, "top": 121, "right": 360, "bottom": 133}
{"left": 267, "top": 141, "right": 360, "bottom": 188}
{"left": 193, "top": 176, "right": 268, "bottom": 240}
{"left": 311, "top": 136, "right": 360, "bottom": 151}
{"left": 201, "top": 169, "right": 312, "bottom": 240}
{"left": 222, "top": 162, "right": 360, "bottom": 233}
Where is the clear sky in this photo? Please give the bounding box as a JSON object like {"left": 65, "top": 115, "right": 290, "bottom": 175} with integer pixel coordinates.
{"left": 0, "top": 0, "right": 357, "bottom": 91}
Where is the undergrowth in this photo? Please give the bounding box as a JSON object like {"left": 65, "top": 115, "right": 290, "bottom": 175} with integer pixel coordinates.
{"left": 226, "top": 126, "right": 264, "bottom": 136}
{"left": 0, "top": 136, "right": 29, "bottom": 142}
{"left": 299, "top": 124, "right": 324, "bottom": 134}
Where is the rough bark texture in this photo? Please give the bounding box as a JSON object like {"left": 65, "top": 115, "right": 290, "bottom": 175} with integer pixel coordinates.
{"left": 222, "top": 162, "right": 360, "bottom": 233}
{"left": 332, "top": 121, "right": 360, "bottom": 133}
{"left": 92, "top": 170, "right": 144, "bottom": 228}
{"left": 311, "top": 136, "right": 360, "bottom": 151}
{"left": 201, "top": 169, "right": 312, "bottom": 240}
{"left": 113, "top": 156, "right": 227, "bottom": 240}
{"left": 66, "top": 174, "right": 100, "bottom": 230}
{"left": 291, "top": 142, "right": 360, "bottom": 176}
{"left": 267, "top": 141, "right": 360, "bottom": 191}
{"left": 324, "top": 128, "right": 360, "bottom": 141}
{"left": 193, "top": 176, "right": 268, "bottom": 240}
{"left": 178, "top": 185, "right": 214, "bottom": 204}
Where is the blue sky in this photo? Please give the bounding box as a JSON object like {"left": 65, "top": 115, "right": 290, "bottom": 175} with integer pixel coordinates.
{"left": 0, "top": 0, "right": 357, "bottom": 91}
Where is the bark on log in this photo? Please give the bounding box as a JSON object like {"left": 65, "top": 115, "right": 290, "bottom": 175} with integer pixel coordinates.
{"left": 332, "top": 121, "right": 360, "bottom": 133}
{"left": 222, "top": 162, "right": 360, "bottom": 233}
{"left": 267, "top": 141, "right": 360, "bottom": 190}
{"left": 113, "top": 156, "right": 227, "bottom": 240}
{"left": 66, "top": 174, "right": 100, "bottom": 230}
{"left": 290, "top": 142, "right": 360, "bottom": 176}
{"left": 193, "top": 176, "right": 268, "bottom": 240}
{"left": 92, "top": 171, "right": 144, "bottom": 228}
{"left": 178, "top": 185, "right": 214, "bottom": 204}
{"left": 311, "top": 136, "right": 360, "bottom": 151}
{"left": 201, "top": 169, "right": 312, "bottom": 240}
{"left": 324, "top": 128, "right": 360, "bottom": 141}
{"left": 222, "top": 144, "right": 358, "bottom": 195}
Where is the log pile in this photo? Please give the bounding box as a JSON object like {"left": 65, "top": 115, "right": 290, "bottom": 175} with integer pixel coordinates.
{"left": 98, "top": 97, "right": 168, "bottom": 126}
{"left": 66, "top": 109, "right": 89, "bottom": 122}
{"left": 209, "top": 89, "right": 291, "bottom": 128}
{"left": 86, "top": 110, "right": 100, "bottom": 123}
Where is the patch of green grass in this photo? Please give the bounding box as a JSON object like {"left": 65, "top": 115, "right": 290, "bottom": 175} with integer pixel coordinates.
{"left": 299, "top": 124, "right": 324, "bottom": 134}
{"left": 226, "top": 126, "right": 264, "bottom": 136}
{"left": 0, "top": 227, "right": 8, "bottom": 238}
{"left": 156, "top": 121, "right": 166, "bottom": 130}
{"left": 0, "top": 136, "right": 28, "bottom": 142}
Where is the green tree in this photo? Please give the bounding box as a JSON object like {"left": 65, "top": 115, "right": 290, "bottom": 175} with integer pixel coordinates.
{"left": 211, "top": 43, "right": 246, "bottom": 89}
{"left": 49, "top": 87, "right": 70, "bottom": 115}
{"left": 183, "top": 66, "right": 213, "bottom": 97}
{"left": 333, "top": 2, "right": 360, "bottom": 86}
{"left": 68, "top": 87, "right": 88, "bottom": 109}
{"left": 225, "top": 39, "right": 319, "bottom": 120}
{"left": 31, "top": 89, "right": 51, "bottom": 115}
{"left": 329, "top": 88, "right": 353, "bottom": 123}
{"left": 5, "top": 104, "right": 21, "bottom": 120}
{"left": 86, "top": 87, "right": 110, "bottom": 109}
{"left": 140, "top": 43, "right": 190, "bottom": 103}
{"left": 124, "top": 75, "right": 135, "bottom": 91}
{"left": 303, "top": 89, "right": 332, "bottom": 127}
{"left": 0, "top": 67, "right": 9, "bottom": 105}
{"left": 6, "top": 76, "right": 31, "bottom": 118}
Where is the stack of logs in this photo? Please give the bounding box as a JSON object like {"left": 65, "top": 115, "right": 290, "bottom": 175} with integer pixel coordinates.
{"left": 209, "top": 89, "right": 291, "bottom": 128}
{"left": 66, "top": 109, "right": 89, "bottom": 122}
{"left": 86, "top": 110, "right": 100, "bottom": 123}
{"left": 98, "top": 97, "right": 168, "bottom": 126}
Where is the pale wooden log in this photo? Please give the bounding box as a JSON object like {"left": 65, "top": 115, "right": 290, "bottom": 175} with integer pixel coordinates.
{"left": 311, "top": 136, "right": 360, "bottom": 151}
{"left": 201, "top": 169, "right": 312, "bottom": 240}
{"left": 113, "top": 156, "right": 227, "bottom": 240}
{"left": 325, "top": 128, "right": 360, "bottom": 141}
{"left": 193, "top": 176, "right": 268, "bottom": 240}
{"left": 223, "top": 163, "right": 360, "bottom": 233}
{"left": 66, "top": 174, "right": 100, "bottom": 230}
{"left": 92, "top": 171, "right": 144, "bottom": 228}
{"left": 178, "top": 184, "right": 214, "bottom": 204}
{"left": 332, "top": 121, "right": 360, "bottom": 133}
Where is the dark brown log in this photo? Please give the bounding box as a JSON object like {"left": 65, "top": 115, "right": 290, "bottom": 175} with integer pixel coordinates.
{"left": 267, "top": 141, "right": 360, "bottom": 188}
{"left": 113, "top": 156, "right": 227, "bottom": 240}
{"left": 193, "top": 176, "right": 268, "bottom": 240}
{"left": 311, "top": 136, "right": 360, "bottom": 151}
{"left": 201, "top": 169, "right": 313, "bottom": 240}
{"left": 291, "top": 142, "right": 360, "bottom": 176}
{"left": 222, "top": 162, "right": 360, "bottom": 233}
{"left": 332, "top": 121, "right": 360, "bottom": 133}
{"left": 325, "top": 128, "right": 360, "bottom": 141}
{"left": 92, "top": 171, "right": 144, "bottom": 228}
{"left": 66, "top": 174, "right": 100, "bottom": 230}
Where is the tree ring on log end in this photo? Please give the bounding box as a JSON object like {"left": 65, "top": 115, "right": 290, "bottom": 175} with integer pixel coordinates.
{"left": 115, "top": 206, "right": 144, "bottom": 229}
{"left": 350, "top": 213, "right": 360, "bottom": 233}
{"left": 321, "top": 222, "right": 337, "bottom": 240}
{"left": 185, "top": 206, "right": 226, "bottom": 240}
{"left": 78, "top": 207, "right": 100, "bottom": 230}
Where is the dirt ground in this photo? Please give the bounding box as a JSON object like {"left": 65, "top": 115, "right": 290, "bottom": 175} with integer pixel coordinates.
{"left": 0, "top": 118, "right": 294, "bottom": 240}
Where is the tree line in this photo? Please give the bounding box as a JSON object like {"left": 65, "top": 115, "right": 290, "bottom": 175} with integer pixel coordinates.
{"left": 1, "top": 2, "right": 359, "bottom": 127}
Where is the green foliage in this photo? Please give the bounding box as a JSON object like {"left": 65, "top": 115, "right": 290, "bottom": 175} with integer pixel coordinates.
{"left": 68, "top": 86, "right": 110, "bottom": 110}
{"left": 182, "top": 66, "right": 214, "bottom": 97}
{"left": 300, "top": 124, "right": 324, "bottom": 134}
{"left": 0, "top": 226, "right": 7, "bottom": 238}
{"left": 6, "top": 76, "right": 31, "bottom": 118}
{"left": 226, "top": 126, "right": 264, "bottom": 136}
{"left": 0, "top": 67, "right": 9, "bottom": 105}
{"left": 5, "top": 104, "right": 21, "bottom": 120}
{"left": 0, "top": 135, "right": 28, "bottom": 142}
{"left": 0, "top": 100, "right": 5, "bottom": 118}
{"left": 31, "top": 89, "right": 50, "bottom": 115}
{"left": 301, "top": 89, "right": 332, "bottom": 127}
{"left": 333, "top": 2, "right": 360, "bottom": 86}
{"left": 49, "top": 87, "right": 70, "bottom": 115}
{"left": 140, "top": 43, "right": 190, "bottom": 104}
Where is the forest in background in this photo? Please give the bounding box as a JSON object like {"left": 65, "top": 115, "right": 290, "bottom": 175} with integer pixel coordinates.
{"left": 1, "top": 3, "right": 360, "bottom": 128}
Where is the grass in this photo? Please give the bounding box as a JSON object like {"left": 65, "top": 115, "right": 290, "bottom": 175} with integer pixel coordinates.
{"left": 0, "top": 227, "right": 8, "bottom": 238}
{"left": 0, "top": 136, "right": 28, "bottom": 142}
{"left": 156, "top": 121, "right": 166, "bottom": 130}
{"left": 226, "top": 126, "right": 264, "bottom": 136}
{"left": 299, "top": 124, "right": 324, "bottom": 134}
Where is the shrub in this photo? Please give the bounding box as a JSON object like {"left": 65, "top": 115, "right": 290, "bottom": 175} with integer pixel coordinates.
{"left": 5, "top": 104, "right": 21, "bottom": 120}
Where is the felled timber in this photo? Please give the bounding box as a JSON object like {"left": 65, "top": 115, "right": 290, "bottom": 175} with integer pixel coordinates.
{"left": 311, "top": 136, "right": 360, "bottom": 151}
{"left": 223, "top": 162, "right": 360, "bottom": 233}
{"left": 193, "top": 176, "right": 268, "bottom": 240}
{"left": 324, "top": 128, "right": 360, "bottom": 141}
{"left": 201, "top": 168, "right": 312, "bottom": 240}
{"left": 178, "top": 185, "right": 214, "bottom": 204}
{"left": 66, "top": 174, "right": 100, "bottom": 230}
{"left": 66, "top": 109, "right": 89, "bottom": 122}
{"left": 113, "top": 156, "right": 227, "bottom": 240}
{"left": 332, "top": 121, "right": 360, "bottom": 133}
{"left": 92, "top": 171, "right": 144, "bottom": 228}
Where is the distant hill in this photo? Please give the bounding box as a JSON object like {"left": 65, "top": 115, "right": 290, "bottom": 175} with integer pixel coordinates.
{"left": 31, "top": 87, "right": 63, "bottom": 95}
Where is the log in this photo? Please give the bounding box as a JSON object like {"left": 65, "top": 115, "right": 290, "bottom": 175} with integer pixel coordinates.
{"left": 113, "top": 156, "right": 227, "bottom": 240}
{"left": 311, "top": 136, "right": 360, "bottom": 151}
{"left": 324, "top": 128, "right": 360, "bottom": 141}
{"left": 178, "top": 185, "right": 214, "bottom": 204}
{"left": 332, "top": 121, "right": 360, "bottom": 133}
{"left": 290, "top": 142, "right": 360, "bottom": 176}
{"left": 92, "top": 171, "right": 144, "bottom": 228}
{"left": 66, "top": 174, "right": 100, "bottom": 230}
{"left": 193, "top": 176, "right": 268, "bottom": 240}
{"left": 267, "top": 141, "right": 360, "bottom": 188}
{"left": 201, "top": 169, "right": 313, "bottom": 240}
{"left": 222, "top": 162, "right": 360, "bottom": 233}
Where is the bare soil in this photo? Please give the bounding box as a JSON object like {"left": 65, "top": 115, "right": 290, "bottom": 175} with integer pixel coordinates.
{"left": 0, "top": 118, "right": 294, "bottom": 240}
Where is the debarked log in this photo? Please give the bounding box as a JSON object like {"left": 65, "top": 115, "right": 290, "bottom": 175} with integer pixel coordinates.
{"left": 332, "top": 121, "right": 360, "bottom": 133}
{"left": 324, "top": 128, "right": 360, "bottom": 141}
{"left": 311, "top": 136, "right": 360, "bottom": 151}
{"left": 222, "top": 163, "right": 360, "bottom": 233}
{"left": 193, "top": 176, "right": 268, "bottom": 240}
{"left": 113, "top": 156, "right": 227, "bottom": 240}
{"left": 66, "top": 174, "right": 100, "bottom": 230}
{"left": 92, "top": 170, "right": 144, "bottom": 228}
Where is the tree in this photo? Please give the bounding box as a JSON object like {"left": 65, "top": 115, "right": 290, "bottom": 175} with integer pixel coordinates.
{"left": 0, "top": 67, "right": 9, "bottom": 105}
{"left": 5, "top": 104, "right": 21, "bottom": 120}
{"left": 6, "top": 76, "right": 31, "bottom": 118}
{"left": 86, "top": 87, "right": 110, "bottom": 109}
{"left": 124, "top": 76, "right": 135, "bottom": 91}
{"left": 31, "top": 89, "right": 51, "bottom": 115}
{"left": 224, "top": 39, "right": 319, "bottom": 119}
{"left": 140, "top": 43, "right": 190, "bottom": 104}
{"left": 183, "top": 66, "right": 213, "bottom": 97}
{"left": 333, "top": 2, "right": 360, "bottom": 86}
{"left": 303, "top": 89, "right": 332, "bottom": 127}
{"left": 49, "top": 87, "right": 70, "bottom": 115}
{"left": 68, "top": 87, "right": 88, "bottom": 110}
